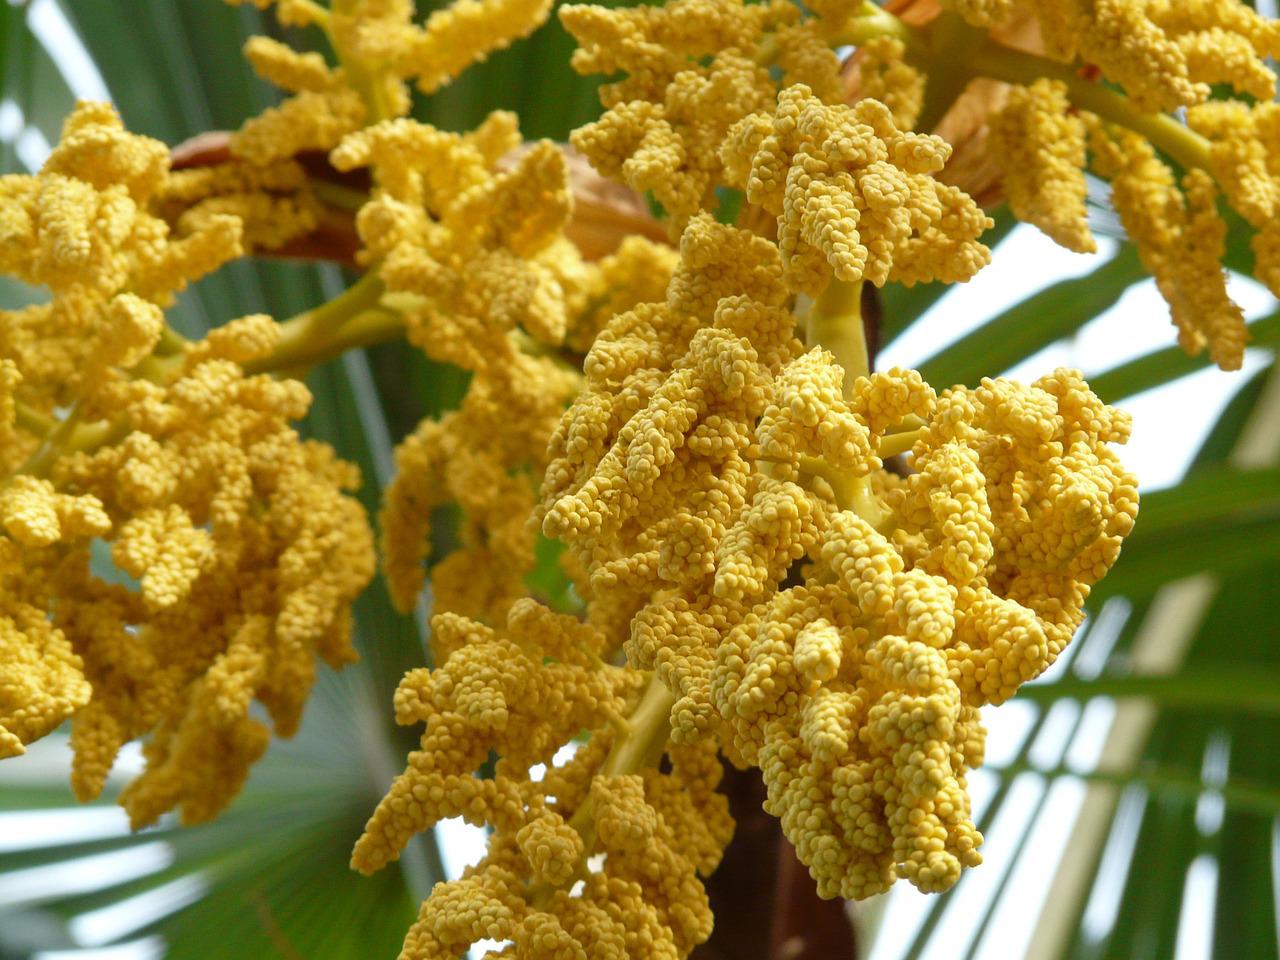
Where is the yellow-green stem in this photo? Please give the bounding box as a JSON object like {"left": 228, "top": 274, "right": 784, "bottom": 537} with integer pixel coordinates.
{"left": 328, "top": 0, "right": 391, "bottom": 122}
{"left": 241, "top": 306, "right": 405, "bottom": 375}
{"left": 10, "top": 2, "right": 400, "bottom": 480}
{"left": 312, "top": 179, "right": 369, "bottom": 213}
{"left": 66, "top": 418, "right": 130, "bottom": 456}
{"left": 601, "top": 673, "right": 675, "bottom": 779}
{"left": 804, "top": 279, "right": 889, "bottom": 526}
{"left": 808, "top": 279, "right": 869, "bottom": 398}
{"left": 771, "top": 455, "right": 895, "bottom": 525}
{"left": 760, "top": 0, "right": 919, "bottom": 65}
{"left": 18, "top": 400, "right": 83, "bottom": 479}
{"left": 532, "top": 673, "right": 673, "bottom": 908}
{"left": 910, "top": 12, "right": 981, "bottom": 132}
{"left": 879, "top": 426, "right": 925, "bottom": 459}
{"left": 131, "top": 271, "right": 390, "bottom": 384}
{"left": 14, "top": 400, "right": 55, "bottom": 436}
{"left": 38, "top": 298, "right": 404, "bottom": 465}
{"left": 829, "top": 4, "right": 1211, "bottom": 174}
{"left": 789, "top": 454, "right": 850, "bottom": 497}
{"left": 155, "top": 324, "right": 190, "bottom": 356}
{"left": 971, "top": 38, "right": 1210, "bottom": 172}
{"left": 275, "top": 270, "right": 387, "bottom": 352}
{"left": 827, "top": 1, "right": 926, "bottom": 57}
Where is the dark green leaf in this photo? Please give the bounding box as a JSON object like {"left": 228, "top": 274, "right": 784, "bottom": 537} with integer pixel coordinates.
{"left": 917, "top": 243, "right": 1144, "bottom": 388}
{"left": 1129, "top": 465, "right": 1280, "bottom": 540}
{"left": 1090, "top": 312, "right": 1280, "bottom": 403}
{"left": 1016, "top": 668, "right": 1280, "bottom": 715}
{"left": 1098, "top": 509, "right": 1280, "bottom": 600}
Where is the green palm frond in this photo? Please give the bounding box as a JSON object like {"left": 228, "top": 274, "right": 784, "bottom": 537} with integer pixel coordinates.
{"left": 1, "top": 668, "right": 425, "bottom": 959}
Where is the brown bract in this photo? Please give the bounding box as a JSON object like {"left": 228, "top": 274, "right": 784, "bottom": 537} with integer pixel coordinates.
{"left": 168, "top": 133, "right": 665, "bottom": 264}
{"left": 168, "top": 130, "right": 361, "bottom": 264}
{"left": 169, "top": 130, "right": 238, "bottom": 169}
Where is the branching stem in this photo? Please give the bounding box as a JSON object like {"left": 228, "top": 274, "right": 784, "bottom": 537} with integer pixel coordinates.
{"left": 14, "top": 400, "right": 55, "bottom": 436}
{"left": 829, "top": 6, "right": 1211, "bottom": 173}
{"left": 18, "top": 400, "right": 84, "bottom": 479}
{"left": 19, "top": 280, "right": 404, "bottom": 465}
{"left": 274, "top": 270, "right": 388, "bottom": 355}
{"left": 530, "top": 673, "right": 673, "bottom": 909}
{"left": 879, "top": 427, "right": 925, "bottom": 459}
{"left": 803, "top": 279, "right": 891, "bottom": 526}
{"left": 968, "top": 38, "right": 1210, "bottom": 172}
{"left": 155, "top": 324, "right": 190, "bottom": 356}
{"left": 311, "top": 179, "right": 369, "bottom": 213}
{"left": 243, "top": 306, "right": 405, "bottom": 375}
{"left": 836, "top": 1, "right": 923, "bottom": 52}
{"left": 328, "top": 0, "right": 392, "bottom": 122}
{"left": 758, "top": 1, "right": 917, "bottom": 65}
{"left": 600, "top": 672, "right": 674, "bottom": 779}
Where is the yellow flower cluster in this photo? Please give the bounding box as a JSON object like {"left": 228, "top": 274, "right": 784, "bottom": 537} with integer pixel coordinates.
{"left": 0, "top": 103, "right": 238, "bottom": 412}
{"left": 332, "top": 114, "right": 576, "bottom": 623}
{"left": 325, "top": 0, "right": 552, "bottom": 98}
{"left": 189, "top": 0, "right": 559, "bottom": 265}
{"left": 541, "top": 215, "right": 800, "bottom": 650}
{"left": 0, "top": 467, "right": 98, "bottom": 758}
{"left": 60, "top": 351, "right": 373, "bottom": 827}
{"left": 1189, "top": 101, "right": 1280, "bottom": 300}
{"left": 988, "top": 79, "right": 1094, "bottom": 254}
{"left": 844, "top": 0, "right": 1278, "bottom": 372}
{"left": 1089, "top": 123, "right": 1248, "bottom": 371}
{"left": 936, "top": 0, "right": 1280, "bottom": 371}
{"left": 351, "top": 600, "right": 733, "bottom": 959}
{"left": 232, "top": 31, "right": 373, "bottom": 166}
{"left": 852, "top": 36, "right": 926, "bottom": 131}
{"left": 541, "top": 211, "right": 1137, "bottom": 897}
{"left": 228, "top": 0, "right": 552, "bottom": 162}
{"left": 558, "top": 0, "right": 1278, "bottom": 377}
{"left": 379, "top": 371, "right": 570, "bottom": 626}
{"left": 156, "top": 145, "right": 326, "bottom": 256}
{"left": 722, "top": 85, "right": 993, "bottom": 293}
{"left": 330, "top": 114, "right": 573, "bottom": 349}
{"left": 980, "top": 79, "right": 1255, "bottom": 369}
{"left": 330, "top": 112, "right": 674, "bottom": 625}
{"left": 716, "top": 370, "right": 1135, "bottom": 897}
{"left": 942, "top": 0, "right": 1280, "bottom": 112}
{"left": 561, "top": 0, "right": 849, "bottom": 228}
{"left": 0, "top": 104, "right": 374, "bottom": 825}
{"left": 5, "top": 0, "right": 1199, "bottom": 948}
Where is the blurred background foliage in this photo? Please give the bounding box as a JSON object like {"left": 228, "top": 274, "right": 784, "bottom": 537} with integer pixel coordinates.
{"left": 1, "top": 1, "right": 1279, "bottom": 958}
